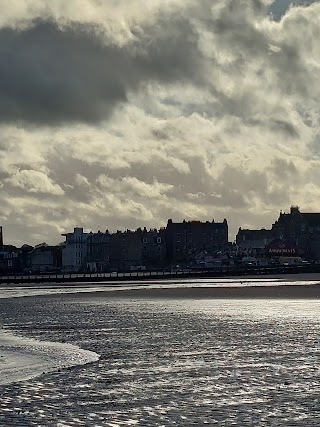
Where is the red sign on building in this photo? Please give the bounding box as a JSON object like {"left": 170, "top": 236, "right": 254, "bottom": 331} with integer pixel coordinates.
{"left": 266, "top": 239, "right": 298, "bottom": 256}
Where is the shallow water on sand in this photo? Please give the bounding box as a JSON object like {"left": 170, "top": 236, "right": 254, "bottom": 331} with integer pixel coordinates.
{"left": 0, "top": 293, "right": 320, "bottom": 425}
{"left": 0, "top": 277, "right": 318, "bottom": 300}
{"left": 0, "top": 330, "right": 99, "bottom": 386}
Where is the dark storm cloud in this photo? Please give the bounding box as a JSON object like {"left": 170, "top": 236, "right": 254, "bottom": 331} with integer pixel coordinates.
{"left": 0, "top": 17, "right": 205, "bottom": 125}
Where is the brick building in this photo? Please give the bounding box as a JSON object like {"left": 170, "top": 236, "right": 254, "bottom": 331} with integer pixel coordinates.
{"left": 86, "top": 231, "right": 111, "bottom": 272}
{"left": 139, "top": 228, "right": 166, "bottom": 268}
{"left": 271, "top": 205, "right": 320, "bottom": 259}
{"left": 109, "top": 230, "right": 143, "bottom": 271}
{"left": 165, "top": 218, "right": 229, "bottom": 263}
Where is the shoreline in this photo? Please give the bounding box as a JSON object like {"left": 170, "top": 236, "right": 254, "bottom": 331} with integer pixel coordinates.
{"left": 2, "top": 267, "right": 320, "bottom": 286}
{"left": 77, "top": 285, "right": 320, "bottom": 299}
{"left": 0, "top": 272, "right": 320, "bottom": 287}
{"left": 0, "top": 273, "right": 319, "bottom": 300}
{"left": 58, "top": 280, "right": 320, "bottom": 300}
{"left": 0, "top": 331, "right": 100, "bottom": 386}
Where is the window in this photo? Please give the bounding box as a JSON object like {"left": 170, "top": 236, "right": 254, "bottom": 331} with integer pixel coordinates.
{"left": 143, "top": 238, "right": 148, "bottom": 243}
{"left": 157, "top": 237, "right": 162, "bottom": 244}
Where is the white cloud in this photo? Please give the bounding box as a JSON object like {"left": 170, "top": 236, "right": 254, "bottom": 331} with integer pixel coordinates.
{"left": 6, "top": 170, "right": 64, "bottom": 195}
{"left": 1, "top": 0, "right": 320, "bottom": 245}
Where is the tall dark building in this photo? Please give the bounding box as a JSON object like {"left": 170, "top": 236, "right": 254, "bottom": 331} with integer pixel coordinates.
{"left": 165, "top": 218, "right": 229, "bottom": 263}
{"left": 109, "top": 230, "right": 143, "bottom": 271}
{"left": 271, "top": 205, "right": 320, "bottom": 259}
{"left": 86, "top": 231, "right": 111, "bottom": 272}
{"left": 139, "top": 227, "right": 166, "bottom": 268}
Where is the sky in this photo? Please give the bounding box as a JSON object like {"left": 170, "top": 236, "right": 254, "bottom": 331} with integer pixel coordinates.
{"left": 0, "top": 0, "right": 320, "bottom": 246}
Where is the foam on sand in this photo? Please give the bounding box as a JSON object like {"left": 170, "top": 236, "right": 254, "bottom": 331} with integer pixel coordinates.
{"left": 0, "top": 329, "right": 100, "bottom": 385}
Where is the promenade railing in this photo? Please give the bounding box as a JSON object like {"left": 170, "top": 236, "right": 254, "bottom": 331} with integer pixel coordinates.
{"left": 0, "top": 263, "right": 319, "bottom": 285}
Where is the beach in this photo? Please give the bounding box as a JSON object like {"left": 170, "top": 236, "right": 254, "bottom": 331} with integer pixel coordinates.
{"left": 40, "top": 273, "right": 320, "bottom": 299}
{"left": 0, "top": 277, "right": 320, "bottom": 425}
{"left": 73, "top": 281, "right": 320, "bottom": 299}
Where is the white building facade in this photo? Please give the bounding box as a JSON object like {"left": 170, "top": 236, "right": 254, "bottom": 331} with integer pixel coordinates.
{"left": 62, "top": 227, "right": 89, "bottom": 272}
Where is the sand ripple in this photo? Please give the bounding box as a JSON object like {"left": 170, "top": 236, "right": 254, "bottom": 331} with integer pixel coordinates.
{"left": 0, "top": 295, "right": 319, "bottom": 425}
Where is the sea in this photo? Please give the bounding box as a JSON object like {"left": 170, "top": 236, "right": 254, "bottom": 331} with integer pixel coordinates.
{"left": 0, "top": 278, "right": 320, "bottom": 426}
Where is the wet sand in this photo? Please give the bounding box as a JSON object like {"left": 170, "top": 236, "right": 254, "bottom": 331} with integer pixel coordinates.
{"left": 233, "top": 272, "right": 320, "bottom": 281}
{"left": 1, "top": 273, "right": 319, "bottom": 300}
{"left": 70, "top": 282, "right": 320, "bottom": 299}
{"left": 1, "top": 286, "right": 320, "bottom": 425}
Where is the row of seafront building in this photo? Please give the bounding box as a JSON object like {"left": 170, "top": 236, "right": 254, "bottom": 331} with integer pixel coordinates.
{"left": 62, "top": 218, "right": 228, "bottom": 272}
{"left": 1, "top": 205, "right": 320, "bottom": 273}
{"left": 0, "top": 218, "right": 228, "bottom": 273}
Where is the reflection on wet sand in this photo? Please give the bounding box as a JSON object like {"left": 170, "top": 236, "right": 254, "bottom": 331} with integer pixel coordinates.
{"left": 0, "top": 286, "right": 319, "bottom": 425}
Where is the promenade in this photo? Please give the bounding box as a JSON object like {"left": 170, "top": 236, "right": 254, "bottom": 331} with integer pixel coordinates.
{"left": 1, "top": 263, "right": 320, "bottom": 285}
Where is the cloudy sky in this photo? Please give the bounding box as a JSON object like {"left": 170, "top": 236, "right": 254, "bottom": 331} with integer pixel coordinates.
{"left": 0, "top": 0, "right": 319, "bottom": 246}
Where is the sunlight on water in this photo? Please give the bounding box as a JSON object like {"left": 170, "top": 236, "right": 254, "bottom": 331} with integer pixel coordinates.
{"left": 0, "top": 277, "right": 319, "bottom": 300}
{"left": 0, "top": 330, "right": 99, "bottom": 385}
{"left": 0, "top": 285, "right": 319, "bottom": 425}
{"left": 149, "top": 298, "right": 320, "bottom": 319}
